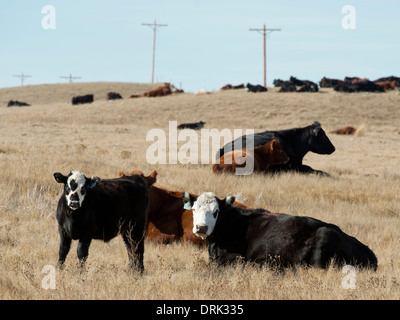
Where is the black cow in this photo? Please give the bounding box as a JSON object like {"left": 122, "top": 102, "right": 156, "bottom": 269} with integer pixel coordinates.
{"left": 334, "top": 81, "right": 384, "bottom": 93}
{"left": 177, "top": 121, "right": 205, "bottom": 130}
{"left": 183, "top": 192, "right": 378, "bottom": 270}
{"left": 273, "top": 79, "right": 285, "bottom": 87}
{"left": 106, "top": 92, "right": 123, "bottom": 100}
{"left": 215, "top": 122, "right": 335, "bottom": 175}
{"left": 7, "top": 100, "right": 30, "bottom": 107}
{"left": 373, "top": 76, "right": 400, "bottom": 86}
{"left": 53, "top": 170, "right": 149, "bottom": 272}
{"left": 278, "top": 81, "right": 296, "bottom": 92}
{"left": 246, "top": 83, "right": 267, "bottom": 92}
{"left": 72, "top": 94, "right": 94, "bottom": 105}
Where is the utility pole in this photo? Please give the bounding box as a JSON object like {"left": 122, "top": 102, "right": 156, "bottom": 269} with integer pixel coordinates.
{"left": 13, "top": 72, "right": 32, "bottom": 86}
{"left": 142, "top": 20, "right": 168, "bottom": 83}
{"left": 60, "top": 73, "right": 81, "bottom": 83}
{"left": 249, "top": 24, "right": 281, "bottom": 87}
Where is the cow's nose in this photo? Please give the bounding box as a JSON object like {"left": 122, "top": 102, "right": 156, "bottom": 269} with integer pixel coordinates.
{"left": 195, "top": 225, "right": 208, "bottom": 234}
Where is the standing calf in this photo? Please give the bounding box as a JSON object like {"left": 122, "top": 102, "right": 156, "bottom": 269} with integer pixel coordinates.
{"left": 53, "top": 170, "right": 149, "bottom": 272}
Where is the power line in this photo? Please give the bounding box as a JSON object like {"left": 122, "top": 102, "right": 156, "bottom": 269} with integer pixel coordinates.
{"left": 13, "top": 72, "right": 32, "bottom": 86}
{"left": 142, "top": 20, "right": 168, "bottom": 83}
{"left": 60, "top": 73, "right": 82, "bottom": 83}
{"left": 249, "top": 24, "right": 281, "bottom": 87}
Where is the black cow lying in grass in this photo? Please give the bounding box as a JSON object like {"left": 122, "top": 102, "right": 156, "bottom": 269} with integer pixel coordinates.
{"left": 183, "top": 192, "right": 378, "bottom": 270}
{"left": 215, "top": 122, "right": 335, "bottom": 176}
{"left": 246, "top": 83, "right": 267, "bottom": 92}
{"left": 334, "top": 81, "right": 385, "bottom": 93}
{"left": 54, "top": 170, "right": 149, "bottom": 272}
{"left": 72, "top": 94, "right": 94, "bottom": 105}
{"left": 7, "top": 100, "right": 30, "bottom": 107}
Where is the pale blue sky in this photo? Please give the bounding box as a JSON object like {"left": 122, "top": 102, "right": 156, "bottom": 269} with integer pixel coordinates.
{"left": 1, "top": 1, "right": 399, "bottom": 91}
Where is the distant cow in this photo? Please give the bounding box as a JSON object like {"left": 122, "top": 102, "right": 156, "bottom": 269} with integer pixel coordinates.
{"left": 118, "top": 169, "right": 251, "bottom": 247}
{"left": 374, "top": 81, "right": 398, "bottom": 91}
{"left": 329, "top": 126, "right": 357, "bottom": 135}
{"left": 177, "top": 121, "right": 205, "bottom": 130}
{"left": 246, "top": 83, "right": 267, "bottom": 92}
{"left": 183, "top": 192, "right": 378, "bottom": 270}
{"left": 7, "top": 100, "right": 30, "bottom": 107}
{"left": 106, "top": 92, "right": 123, "bottom": 100}
{"left": 278, "top": 81, "right": 296, "bottom": 92}
{"left": 129, "top": 83, "right": 172, "bottom": 98}
{"left": 216, "top": 122, "right": 335, "bottom": 176}
{"left": 334, "top": 81, "right": 384, "bottom": 93}
{"left": 72, "top": 94, "right": 94, "bottom": 105}
{"left": 54, "top": 170, "right": 149, "bottom": 272}
{"left": 220, "top": 84, "right": 245, "bottom": 90}
{"left": 212, "top": 140, "right": 289, "bottom": 175}
{"left": 273, "top": 79, "right": 285, "bottom": 87}
{"left": 319, "top": 77, "right": 343, "bottom": 88}
{"left": 373, "top": 76, "right": 400, "bottom": 84}
{"left": 288, "top": 77, "right": 319, "bottom": 92}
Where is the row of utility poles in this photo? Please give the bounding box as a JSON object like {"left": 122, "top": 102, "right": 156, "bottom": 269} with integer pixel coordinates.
{"left": 13, "top": 72, "right": 81, "bottom": 86}
{"left": 14, "top": 22, "right": 280, "bottom": 87}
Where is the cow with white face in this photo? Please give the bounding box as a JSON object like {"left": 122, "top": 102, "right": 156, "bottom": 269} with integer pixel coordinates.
{"left": 53, "top": 170, "right": 149, "bottom": 272}
{"left": 54, "top": 171, "right": 100, "bottom": 210}
{"left": 183, "top": 192, "right": 235, "bottom": 239}
{"left": 183, "top": 191, "right": 378, "bottom": 269}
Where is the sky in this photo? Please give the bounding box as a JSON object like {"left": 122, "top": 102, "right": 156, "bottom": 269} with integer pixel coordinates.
{"left": 1, "top": 0, "right": 399, "bottom": 92}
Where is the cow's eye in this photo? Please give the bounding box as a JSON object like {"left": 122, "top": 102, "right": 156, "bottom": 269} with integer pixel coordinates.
{"left": 80, "top": 187, "right": 86, "bottom": 195}
{"left": 65, "top": 185, "right": 71, "bottom": 194}
{"left": 213, "top": 209, "right": 220, "bottom": 219}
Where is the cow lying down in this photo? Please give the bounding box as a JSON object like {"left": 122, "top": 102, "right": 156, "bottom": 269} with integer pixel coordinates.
{"left": 54, "top": 170, "right": 149, "bottom": 272}
{"left": 183, "top": 192, "right": 378, "bottom": 270}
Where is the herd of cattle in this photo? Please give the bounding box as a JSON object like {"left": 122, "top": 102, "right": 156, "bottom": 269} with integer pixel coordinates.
{"left": 5, "top": 75, "right": 399, "bottom": 107}
{"left": 53, "top": 122, "right": 378, "bottom": 273}
{"left": 220, "top": 75, "right": 400, "bottom": 93}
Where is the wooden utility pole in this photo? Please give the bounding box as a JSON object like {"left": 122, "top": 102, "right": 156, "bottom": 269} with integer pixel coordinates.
{"left": 60, "top": 73, "right": 81, "bottom": 83}
{"left": 142, "top": 20, "right": 168, "bottom": 83}
{"left": 249, "top": 24, "right": 281, "bottom": 87}
{"left": 13, "top": 72, "right": 32, "bottom": 86}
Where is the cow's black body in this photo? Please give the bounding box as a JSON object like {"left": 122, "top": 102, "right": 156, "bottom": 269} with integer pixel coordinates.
{"left": 216, "top": 122, "right": 335, "bottom": 175}
{"left": 56, "top": 175, "right": 148, "bottom": 272}
{"left": 334, "top": 81, "right": 385, "bottom": 93}
{"left": 207, "top": 202, "right": 378, "bottom": 270}
{"left": 72, "top": 94, "right": 94, "bottom": 105}
{"left": 246, "top": 83, "right": 267, "bottom": 92}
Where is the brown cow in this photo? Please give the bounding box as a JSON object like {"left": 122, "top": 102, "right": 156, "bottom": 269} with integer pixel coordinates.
{"left": 374, "top": 81, "right": 398, "bottom": 91}
{"left": 220, "top": 84, "right": 245, "bottom": 90}
{"left": 119, "top": 169, "right": 251, "bottom": 246}
{"left": 129, "top": 83, "right": 172, "bottom": 98}
{"left": 329, "top": 126, "right": 357, "bottom": 135}
{"left": 212, "top": 139, "right": 289, "bottom": 174}
{"left": 350, "top": 78, "right": 369, "bottom": 84}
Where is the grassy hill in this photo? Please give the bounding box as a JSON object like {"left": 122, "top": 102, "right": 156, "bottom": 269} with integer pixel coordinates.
{"left": 0, "top": 82, "right": 162, "bottom": 106}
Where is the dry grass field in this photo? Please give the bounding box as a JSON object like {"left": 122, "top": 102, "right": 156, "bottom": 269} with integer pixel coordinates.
{"left": 0, "top": 82, "right": 399, "bottom": 300}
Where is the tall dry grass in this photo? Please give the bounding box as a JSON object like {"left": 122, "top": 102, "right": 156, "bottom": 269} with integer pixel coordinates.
{"left": 0, "top": 83, "right": 399, "bottom": 299}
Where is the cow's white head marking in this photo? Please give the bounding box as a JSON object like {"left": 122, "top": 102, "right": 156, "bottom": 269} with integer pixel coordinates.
{"left": 54, "top": 170, "right": 100, "bottom": 210}
{"left": 183, "top": 192, "right": 235, "bottom": 239}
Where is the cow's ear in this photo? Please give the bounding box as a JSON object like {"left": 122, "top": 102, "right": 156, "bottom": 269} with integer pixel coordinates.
{"left": 225, "top": 196, "right": 235, "bottom": 205}
{"left": 270, "top": 139, "right": 278, "bottom": 150}
{"left": 54, "top": 172, "right": 68, "bottom": 184}
{"left": 182, "top": 192, "right": 196, "bottom": 210}
{"left": 148, "top": 170, "right": 158, "bottom": 186}
{"left": 87, "top": 176, "right": 100, "bottom": 189}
